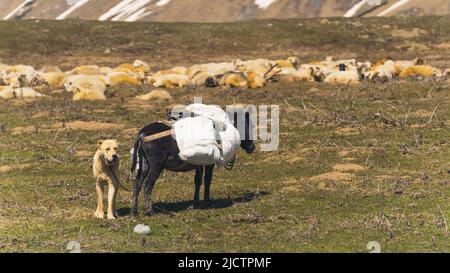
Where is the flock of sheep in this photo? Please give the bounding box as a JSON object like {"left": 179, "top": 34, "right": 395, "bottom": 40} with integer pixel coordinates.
{"left": 0, "top": 56, "right": 448, "bottom": 101}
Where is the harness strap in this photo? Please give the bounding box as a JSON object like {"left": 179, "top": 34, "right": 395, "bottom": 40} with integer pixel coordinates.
{"left": 159, "top": 120, "right": 175, "bottom": 127}
{"left": 142, "top": 129, "right": 174, "bottom": 143}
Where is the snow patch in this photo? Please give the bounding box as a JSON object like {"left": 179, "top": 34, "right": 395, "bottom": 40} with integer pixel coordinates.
{"left": 124, "top": 7, "right": 152, "bottom": 22}
{"left": 56, "top": 0, "right": 90, "bottom": 20}
{"left": 378, "top": 0, "right": 410, "bottom": 17}
{"left": 3, "top": 0, "right": 34, "bottom": 20}
{"left": 99, "top": 0, "right": 153, "bottom": 22}
{"left": 255, "top": 0, "right": 277, "bottom": 10}
{"left": 344, "top": 0, "right": 367, "bottom": 18}
{"left": 156, "top": 0, "right": 170, "bottom": 6}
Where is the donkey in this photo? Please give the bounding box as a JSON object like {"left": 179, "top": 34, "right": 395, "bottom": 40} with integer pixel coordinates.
{"left": 130, "top": 108, "right": 255, "bottom": 216}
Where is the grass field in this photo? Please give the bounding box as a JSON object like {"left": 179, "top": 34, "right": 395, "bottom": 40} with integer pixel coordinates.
{"left": 0, "top": 16, "right": 449, "bottom": 253}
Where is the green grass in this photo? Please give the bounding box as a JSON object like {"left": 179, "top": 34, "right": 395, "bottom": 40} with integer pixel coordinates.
{"left": 0, "top": 16, "right": 449, "bottom": 252}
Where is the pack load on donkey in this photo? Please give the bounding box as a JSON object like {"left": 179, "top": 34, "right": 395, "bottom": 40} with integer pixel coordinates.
{"left": 173, "top": 104, "right": 241, "bottom": 167}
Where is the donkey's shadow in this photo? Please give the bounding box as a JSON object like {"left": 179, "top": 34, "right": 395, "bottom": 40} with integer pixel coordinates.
{"left": 118, "top": 191, "right": 269, "bottom": 216}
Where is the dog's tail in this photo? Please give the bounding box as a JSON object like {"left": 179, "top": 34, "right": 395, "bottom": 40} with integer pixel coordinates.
{"left": 131, "top": 134, "right": 144, "bottom": 177}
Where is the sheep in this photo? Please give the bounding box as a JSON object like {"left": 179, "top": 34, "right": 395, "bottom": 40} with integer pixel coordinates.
{"left": 324, "top": 67, "right": 363, "bottom": 85}
{"left": 278, "top": 67, "right": 315, "bottom": 82}
{"left": 64, "top": 75, "right": 111, "bottom": 91}
{"left": 6, "top": 65, "right": 35, "bottom": 75}
{"left": 394, "top": 58, "right": 424, "bottom": 75}
{"left": 63, "top": 75, "right": 108, "bottom": 101}
{"left": 0, "top": 87, "right": 45, "bottom": 100}
{"left": 107, "top": 71, "right": 142, "bottom": 86}
{"left": 72, "top": 88, "right": 106, "bottom": 101}
{"left": 4, "top": 72, "right": 45, "bottom": 88}
{"left": 190, "top": 71, "right": 211, "bottom": 86}
{"left": 155, "top": 66, "right": 188, "bottom": 76}
{"left": 275, "top": 56, "right": 300, "bottom": 69}
{"left": 39, "top": 66, "right": 63, "bottom": 73}
{"left": 40, "top": 71, "right": 66, "bottom": 89}
{"left": 100, "top": 66, "right": 113, "bottom": 75}
{"left": 4, "top": 65, "right": 45, "bottom": 87}
{"left": 399, "top": 65, "right": 442, "bottom": 78}
{"left": 135, "top": 89, "right": 172, "bottom": 102}
{"left": 365, "top": 60, "right": 396, "bottom": 82}
{"left": 149, "top": 67, "right": 189, "bottom": 81}
{"left": 235, "top": 58, "right": 272, "bottom": 75}
{"left": 205, "top": 72, "right": 248, "bottom": 88}
{"left": 150, "top": 74, "right": 190, "bottom": 88}
{"left": 115, "top": 60, "right": 150, "bottom": 75}
{"left": 444, "top": 68, "right": 450, "bottom": 77}
{"left": 133, "top": 59, "right": 151, "bottom": 74}
{"left": 188, "top": 62, "right": 236, "bottom": 77}
{"left": 247, "top": 72, "right": 265, "bottom": 89}
{"left": 68, "top": 65, "right": 102, "bottom": 75}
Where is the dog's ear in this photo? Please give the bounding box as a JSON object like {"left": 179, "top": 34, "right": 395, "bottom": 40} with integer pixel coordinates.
{"left": 97, "top": 140, "right": 103, "bottom": 148}
{"left": 113, "top": 139, "right": 119, "bottom": 145}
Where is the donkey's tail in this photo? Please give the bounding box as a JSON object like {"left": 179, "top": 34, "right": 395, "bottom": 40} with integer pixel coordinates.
{"left": 131, "top": 134, "right": 144, "bottom": 176}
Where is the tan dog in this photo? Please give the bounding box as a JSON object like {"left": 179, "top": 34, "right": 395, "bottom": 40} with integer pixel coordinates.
{"left": 93, "top": 139, "right": 120, "bottom": 220}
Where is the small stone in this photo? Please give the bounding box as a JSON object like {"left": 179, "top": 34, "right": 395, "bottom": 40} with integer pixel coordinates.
{"left": 134, "top": 224, "right": 151, "bottom": 235}
{"left": 66, "top": 241, "right": 81, "bottom": 253}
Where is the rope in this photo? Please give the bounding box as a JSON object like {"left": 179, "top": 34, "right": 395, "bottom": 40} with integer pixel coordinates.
{"left": 224, "top": 155, "right": 236, "bottom": 171}
{"left": 97, "top": 156, "right": 131, "bottom": 192}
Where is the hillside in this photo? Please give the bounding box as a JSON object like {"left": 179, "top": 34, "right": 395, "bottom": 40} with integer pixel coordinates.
{"left": 0, "top": 0, "right": 449, "bottom": 22}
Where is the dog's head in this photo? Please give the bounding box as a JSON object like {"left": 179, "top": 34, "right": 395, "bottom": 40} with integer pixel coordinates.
{"left": 97, "top": 139, "right": 119, "bottom": 165}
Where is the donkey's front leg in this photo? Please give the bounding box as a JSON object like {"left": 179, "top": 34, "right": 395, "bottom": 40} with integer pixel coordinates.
{"left": 204, "top": 165, "right": 214, "bottom": 206}
{"left": 194, "top": 166, "right": 204, "bottom": 208}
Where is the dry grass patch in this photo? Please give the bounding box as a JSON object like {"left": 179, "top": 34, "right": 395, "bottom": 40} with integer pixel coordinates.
{"left": 332, "top": 163, "right": 365, "bottom": 173}
{"left": 335, "top": 127, "right": 360, "bottom": 136}
{"left": 309, "top": 172, "right": 355, "bottom": 182}
{"left": 0, "top": 164, "right": 33, "bottom": 173}
{"left": 48, "top": 121, "right": 125, "bottom": 131}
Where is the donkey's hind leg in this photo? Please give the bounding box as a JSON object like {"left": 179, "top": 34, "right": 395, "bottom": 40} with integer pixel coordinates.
{"left": 143, "top": 155, "right": 165, "bottom": 216}
{"left": 132, "top": 158, "right": 148, "bottom": 215}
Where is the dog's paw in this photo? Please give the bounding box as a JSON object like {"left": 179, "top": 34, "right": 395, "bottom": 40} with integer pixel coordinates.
{"left": 107, "top": 214, "right": 116, "bottom": 220}
{"left": 94, "top": 211, "right": 104, "bottom": 219}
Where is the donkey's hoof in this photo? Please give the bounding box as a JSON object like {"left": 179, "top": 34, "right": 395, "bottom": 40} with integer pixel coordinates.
{"left": 145, "top": 209, "right": 156, "bottom": 216}
{"left": 131, "top": 208, "right": 139, "bottom": 216}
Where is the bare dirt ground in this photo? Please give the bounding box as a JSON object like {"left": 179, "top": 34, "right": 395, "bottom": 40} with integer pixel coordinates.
{"left": 0, "top": 16, "right": 449, "bottom": 252}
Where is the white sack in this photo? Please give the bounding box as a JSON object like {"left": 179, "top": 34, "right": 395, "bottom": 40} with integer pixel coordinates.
{"left": 185, "top": 103, "right": 231, "bottom": 131}
{"left": 174, "top": 116, "right": 221, "bottom": 165}
{"left": 217, "top": 125, "right": 241, "bottom": 167}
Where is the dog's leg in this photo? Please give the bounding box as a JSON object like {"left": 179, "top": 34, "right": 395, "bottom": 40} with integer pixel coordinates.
{"left": 94, "top": 179, "right": 105, "bottom": 219}
{"left": 194, "top": 166, "right": 204, "bottom": 209}
{"left": 107, "top": 179, "right": 118, "bottom": 220}
{"left": 204, "top": 165, "right": 214, "bottom": 206}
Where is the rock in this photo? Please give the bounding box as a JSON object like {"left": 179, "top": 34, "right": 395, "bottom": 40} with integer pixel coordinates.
{"left": 66, "top": 241, "right": 81, "bottom": 253}
{"left": 134, "top": 224, "right": 151, "bottom": 235}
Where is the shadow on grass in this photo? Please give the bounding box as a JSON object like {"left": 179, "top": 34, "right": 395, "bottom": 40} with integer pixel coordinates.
{"left": 118, "top": 191, "right": 269, "bottom": 216}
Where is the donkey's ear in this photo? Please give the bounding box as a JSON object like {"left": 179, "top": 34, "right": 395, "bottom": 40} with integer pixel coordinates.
{"left": 97, "top": 140, "right": 103, "bottom": 148}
